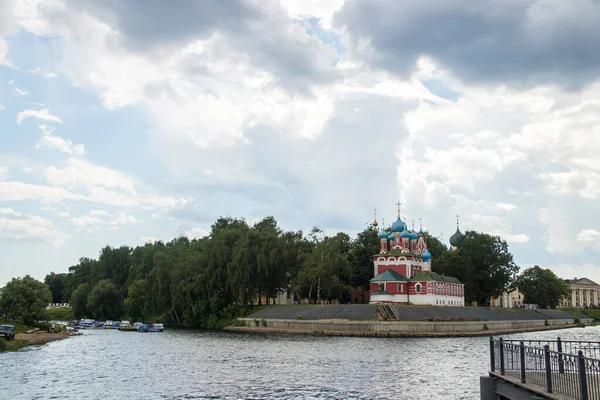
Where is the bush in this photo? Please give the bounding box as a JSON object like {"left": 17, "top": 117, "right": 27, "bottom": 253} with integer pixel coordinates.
{"left": 260, "top": 318, "right": 267, "bottom": 327}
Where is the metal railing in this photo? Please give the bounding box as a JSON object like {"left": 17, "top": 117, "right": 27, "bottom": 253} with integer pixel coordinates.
{"left": 490, "top": 337, "right": 600, "bottom": 400}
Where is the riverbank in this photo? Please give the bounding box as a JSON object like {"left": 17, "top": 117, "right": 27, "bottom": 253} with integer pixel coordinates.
{"left": 0, "top": 332, "right": 70, "bottom": 352}
{"left": 228, "top": 304, "right": 592, "bottom": 338}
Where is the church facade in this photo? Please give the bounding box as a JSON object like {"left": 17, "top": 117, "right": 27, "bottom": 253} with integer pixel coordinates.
{"left": 369, "top": 204, "right": 465, "bottom": 306}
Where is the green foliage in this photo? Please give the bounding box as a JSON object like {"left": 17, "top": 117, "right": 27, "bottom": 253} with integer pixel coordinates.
{"left": 44, "top": 272, "right": 69, "bottom": 304}
{"left": 580, "top": 309, "right": 600, "bottom": 321}
{"left": 124, "top": 279, "right": 148, "bottom": 321}
{"left": 349, "top": 227, "right": 380, "bottom": 290}
{"left": 71, "top": 283, "right": 91, "bottom": 319}
{"left": 38, "top": 215, "right": 521, "bottom": 329}
{"left": 86, "top": 279, "right": 123, "bottom": 320}
{"left": 0, "top": 275, "right": 52, "bottom": 324}
{"left": 515, "top": 266, "right": 571, "bottom": 309}
{"left": 46, "top": 307, "right": 74, "bottom": 321}
{"left": 422, "top": 232, "right": 449, "bottom": 262}
{"left": 433, "top": 231, "right": 518, "bottom": 305}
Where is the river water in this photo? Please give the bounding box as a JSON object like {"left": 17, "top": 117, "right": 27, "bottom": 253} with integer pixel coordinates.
{"left": 2, "top": 325, "right": 599, "bottom": 400}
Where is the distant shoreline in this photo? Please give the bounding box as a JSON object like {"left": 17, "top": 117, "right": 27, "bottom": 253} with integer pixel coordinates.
{"left": 228, "top": 304, "right": 593, "bottom": 338}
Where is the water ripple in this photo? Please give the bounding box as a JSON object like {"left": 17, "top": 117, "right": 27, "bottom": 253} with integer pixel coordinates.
{"left": 0, "top": 325, "right": 598, "bottom": 399}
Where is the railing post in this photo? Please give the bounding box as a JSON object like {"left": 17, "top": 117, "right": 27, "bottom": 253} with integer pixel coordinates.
{"left": 499, "top": 337, "right": 505, "bottom": 375}
{"left": 489, "top": 336, "right": 495, "bottom": 372}
{"left": 544, "top": 345, "right": 552, "bottom": 393}
{"left": 557, "top": 336, "right": 564, "bottom": 374}
{"left": 577, "top": 350, "right": 589, "bottom": 400}
{"left": 520, "top": 340, "right": 526, "bottom": 383}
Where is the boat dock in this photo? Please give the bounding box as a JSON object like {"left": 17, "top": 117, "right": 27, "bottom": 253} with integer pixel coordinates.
{"left": 481, "top": 337, "right": 600, "bottom": 399}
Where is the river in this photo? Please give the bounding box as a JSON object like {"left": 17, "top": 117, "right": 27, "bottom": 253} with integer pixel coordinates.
{"left": 2, "top": 325, "right": 599, "bottom": 400}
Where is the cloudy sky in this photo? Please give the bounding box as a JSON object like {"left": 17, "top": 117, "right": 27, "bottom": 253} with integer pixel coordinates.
{"left": 1, "top": 0, "right": 599, "bottom": 286}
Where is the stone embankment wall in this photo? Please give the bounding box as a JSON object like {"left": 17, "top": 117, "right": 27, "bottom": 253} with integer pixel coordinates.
{"left": 237, "top": 317, "right": 583, "bottom": 336}
{"left": 235, "top": 305, "right": 593, "bottom": 337}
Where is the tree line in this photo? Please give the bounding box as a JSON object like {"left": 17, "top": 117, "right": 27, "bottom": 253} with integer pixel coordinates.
{"left": 0, "top": 215, "right": 571, "bottom": 327}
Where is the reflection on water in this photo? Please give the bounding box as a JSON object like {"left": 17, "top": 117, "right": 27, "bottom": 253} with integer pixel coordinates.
{"left": 1, "top": 325, "right": 599, "bottom": 400}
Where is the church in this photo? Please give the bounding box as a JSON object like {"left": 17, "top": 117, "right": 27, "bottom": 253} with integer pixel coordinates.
{"left": 368, "top": 203, "right": 466, "bottom": 306}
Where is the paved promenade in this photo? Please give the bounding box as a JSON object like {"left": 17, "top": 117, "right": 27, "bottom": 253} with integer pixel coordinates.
{"left": 247, "top": 304, "right": 580, "bottom": 322}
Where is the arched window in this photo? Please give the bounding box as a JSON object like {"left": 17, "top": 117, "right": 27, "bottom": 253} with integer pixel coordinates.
{"left": 415, "top": 283, "right": 422, "bottom": 293}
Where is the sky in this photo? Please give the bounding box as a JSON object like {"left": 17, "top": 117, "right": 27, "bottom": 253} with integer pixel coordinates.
{"left": 1, "top": 0, "right": 600, "bottom": 286}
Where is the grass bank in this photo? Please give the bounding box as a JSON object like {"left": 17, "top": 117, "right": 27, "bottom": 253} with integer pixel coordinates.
{"left": 0, "top": 319, "right": 69, "bottom": 353}
{"left": 46, "top": 307, "right": 74, "bottom": 321}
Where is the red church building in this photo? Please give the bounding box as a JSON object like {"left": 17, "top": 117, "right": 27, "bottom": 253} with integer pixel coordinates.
{"left": 369, "top": 204, "right": 465, "bottom": 306}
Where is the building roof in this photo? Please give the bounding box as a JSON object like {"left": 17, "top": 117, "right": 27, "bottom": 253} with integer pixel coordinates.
{"left": 370, "top": 269, "right": 409, "bottom": 282}
{"left": 391, "top": 217, "right": 404, "bottom": 233}
{"left": 449, "top": 227, "right": 464, "bottom": 247}
{"left": 564, "top": 277, "right": 599, "bottom": 286}
{"left": 411, "top": 270, "right": 462, "bottom": 284}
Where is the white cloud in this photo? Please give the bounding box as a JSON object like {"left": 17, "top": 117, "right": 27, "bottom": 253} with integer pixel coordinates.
{"left": 36, "top": 124, "right": 85, "bottom": 155}
{"left": 89, "top": 209, "right": 110, "bottom": 217}
{"left": 577, "top": 229, "right": 600, "bottom": 243}
{"left": 182, "top": 227, "right": 209, "bottom": 239}
{"left": 70, "top": 210, "right": 138, "bottom": 232}
{"left": 0, "top": 180, "right": 80, "bottom": 202}
{"left": 0, "top": 166, "right": 6, "bottom": 181}
{"left": 0, "top": 207, "right": 70, "bottom": 248}
{"left": 43, "top": 72, "right": 58, "bottom": 79}
{"left": 45, "top": 157, "right": 137, "bottom": 194}
{"left": 497, "top": 203, "right": 517, "bottom": 211}
{"left": 70, "top": 214, "right": 105, "bottom": 229}
{"left": 16, "top": 108, "right": 63, "bottom": 125}
{"left": 8, "top": 79, "right": 28, "bottom": 95}
{"left": 539, "top": 207, "right": 579, "bottom": 255}
{"left": 107, "top": 211, "right": 137, "bottom": 227}
{"left": 279, "top": 0, "right": 345, "bottom": 29}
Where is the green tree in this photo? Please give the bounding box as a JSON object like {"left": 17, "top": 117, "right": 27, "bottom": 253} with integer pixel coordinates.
{"left": 515, "top": 266, "right": 571, "bottom": 309}
{"left": 44, "top": 272, "right": 69, "bottom": 303}
{"left": 422, "top": 232, "right": 449, "bottom": 263}
{"left": 125, "top": 279, "right": 148, "bottom": 321}
{"left": 0, "top": 275, "right": 52, "bottom": 324}
{"left": 349, "top": 226, "right": 380, "bottom": 291}
{"left": 87, "top": 279, "right": 123, "bottom": 320}
{"left": 433, "top": 231, "right": 518, "bottom": 305}
{"left": 71, "top": 283, "right": 91, "bottom": 319}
